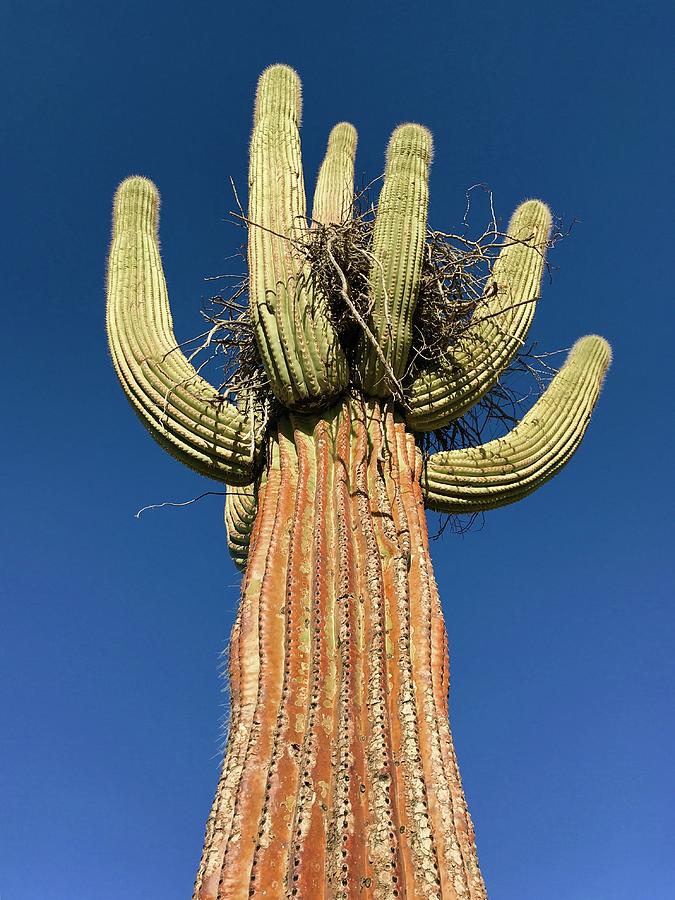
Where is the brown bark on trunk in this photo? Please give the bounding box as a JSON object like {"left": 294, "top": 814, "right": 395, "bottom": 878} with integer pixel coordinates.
{"left": 194, "top": 398, "right": 487, "bottom": 900}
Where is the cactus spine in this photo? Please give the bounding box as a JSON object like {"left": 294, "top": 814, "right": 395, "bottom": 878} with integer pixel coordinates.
{"left": 107, "top": 64, "right": 610, "bottom": 899}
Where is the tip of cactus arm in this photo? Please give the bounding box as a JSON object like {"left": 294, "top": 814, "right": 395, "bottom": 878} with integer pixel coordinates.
{"left": 259, "top": 62, "right": 300, "bottom": 79}
{"left": 112, "top": 176, "right": 160, "bottom": 235}
{"left": 115, "top": 175, "right": 160, "bottom": 203}
{"left": 574, "top": 334, "right": 613, "bottom": 371}
{"left": 386, "top": 123, "right": 434, "bottom": 167}
{"left": 510, "top": 198, "right": 553, "bottom": 237}
{"left": 254, "top": 63, "right": 302, "bottom": 127}
{"left": 518, "top": 197, "right": 551, "bottom": 212}
{"left": 328, "top": 122, "right": 358, "bottom": 154}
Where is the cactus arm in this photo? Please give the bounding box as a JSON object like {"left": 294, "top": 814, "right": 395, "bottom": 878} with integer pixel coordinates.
{"left": 224, "top": 387, "right": 267, "bottom": 568}
{"left": 356, "top": 124, "right": 433, "bottom": 397}
{"left": 312, "top": 122, "right": 357, "bottom": 225}
{"left": 248, "top": 65, "right": 349, "bottom": 409}
{"left": 421, "top": 335, "right": 611, "bottom": 512}
{"left": 106, "top": 177, "right": 256, "bottom": 484}
{"left": 225, "top": 479, "right": 260, "bottom": 570}
{"left": 406, "top": 199, "right": 552, "bottom": 431}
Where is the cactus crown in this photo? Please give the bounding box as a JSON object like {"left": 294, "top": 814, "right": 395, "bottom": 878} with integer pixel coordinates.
{"left": 209, "top": 187, "right": 555, "bottom": 450}
{"left": 106, "top": 63, "right": 610, "bottom": 512}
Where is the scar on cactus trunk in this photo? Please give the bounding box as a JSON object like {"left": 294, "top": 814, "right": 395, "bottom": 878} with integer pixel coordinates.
{"left": 106, "top": 64, "right": 611, "bottom": 898}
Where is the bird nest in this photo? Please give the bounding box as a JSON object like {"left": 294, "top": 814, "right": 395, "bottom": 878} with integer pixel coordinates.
{"left": 188, "top": 188, "right": 567, "bottom": 471}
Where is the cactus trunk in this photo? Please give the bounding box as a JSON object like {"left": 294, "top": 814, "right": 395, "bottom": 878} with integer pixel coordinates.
{"left": 194, "top": 399, "right": 486, "bottom": 900}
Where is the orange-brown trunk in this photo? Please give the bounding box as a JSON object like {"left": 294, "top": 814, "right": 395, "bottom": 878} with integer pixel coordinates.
{"left": 194, "top": 398, "right": 487, "bottom": 900}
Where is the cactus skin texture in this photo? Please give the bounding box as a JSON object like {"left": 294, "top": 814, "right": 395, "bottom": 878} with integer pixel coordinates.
{"left": 106, "top": 64, "right": 611, "bottom": 899}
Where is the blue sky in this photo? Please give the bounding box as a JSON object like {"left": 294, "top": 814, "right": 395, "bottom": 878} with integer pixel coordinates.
{"left": 2, "top": 1, "right": 673, "bottom": 898}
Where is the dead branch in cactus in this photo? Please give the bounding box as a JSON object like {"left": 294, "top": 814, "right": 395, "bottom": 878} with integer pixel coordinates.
{"left": 194, "top": 190, "right": 569, "bottom": 462}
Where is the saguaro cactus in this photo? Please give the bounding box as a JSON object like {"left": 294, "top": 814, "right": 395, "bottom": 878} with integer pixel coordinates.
{"left": 107, "top": 65, "right": 610, "bottom": 899}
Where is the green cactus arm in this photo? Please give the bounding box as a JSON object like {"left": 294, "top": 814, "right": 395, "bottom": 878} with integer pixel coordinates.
{"left": 106, "top": 176, "right": 256, "bottom": 485}
{"left": 356, "top": 124, "right": 433, "bottom": 397}
{"left": 312, "top": 122, "right": 357, "bottom": 225}
{"left": 223, "top": 389, "right": 265, "bottom": 568}
{"left": 406, "top": 199, "right": 552, "bottom": 431}
{"left": 248, "top": 65, "right": 349, "bottom": 409}
{"left": 421, "top": 335, "right": 611, "bottom": 512}
{"left": 225, "top": 479, "right": 260, "bottom": 570}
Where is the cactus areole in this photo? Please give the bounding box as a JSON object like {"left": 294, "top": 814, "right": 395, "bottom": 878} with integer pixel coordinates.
{"left": 106, "top": 65, "right": 610, "bottom": 899}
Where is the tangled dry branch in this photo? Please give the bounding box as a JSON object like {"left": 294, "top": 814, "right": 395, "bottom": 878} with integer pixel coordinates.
{"left": 153, "top": 187, "right": 571, "bottom": 533}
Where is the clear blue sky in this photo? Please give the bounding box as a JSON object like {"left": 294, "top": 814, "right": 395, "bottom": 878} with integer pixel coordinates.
{"left": 2, "top": 1, "right": 673, "bottom": 898}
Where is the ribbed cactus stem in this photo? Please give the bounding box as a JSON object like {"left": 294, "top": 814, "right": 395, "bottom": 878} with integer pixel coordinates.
{"left": 406, "top": 200, "right": 552, "bottom": 431}
{"left": 312, "top": 123, "right": 358, "bottom": 225}
{"left": 194, "top": 399, "right": 487, "bottom": 900}
{"left": 248, "top": 65, "right": 349, "bottom": 409}
{"left": 106, "top": 177, "right": 255, "bottom": 483}
{"left": 422, "top": 336, "right": 611, "bottom": 512}
{"left": 225, "top": 480, "right": 259, "bottom": 570}
{"left": 357, "top": 124, "right": 433, "bottom": 396}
